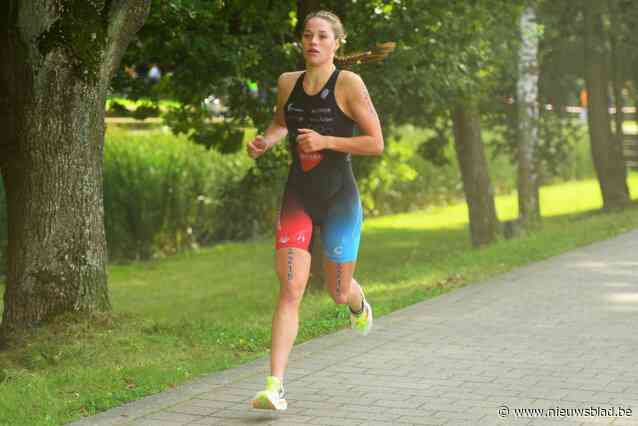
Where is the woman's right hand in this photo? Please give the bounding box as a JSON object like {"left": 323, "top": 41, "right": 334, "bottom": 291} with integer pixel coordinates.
{"left": 247, "top": 135, "right": 269, "bottom": 159}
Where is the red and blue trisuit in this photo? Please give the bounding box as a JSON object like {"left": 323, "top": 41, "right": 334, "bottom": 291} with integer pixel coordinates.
{"left": 276, "top": 68, "right": 363, "bottom": 263}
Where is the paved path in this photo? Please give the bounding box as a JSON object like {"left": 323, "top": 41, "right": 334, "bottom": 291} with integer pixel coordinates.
{"left": 69, "top": 230, "right": 638, "bottom": 426}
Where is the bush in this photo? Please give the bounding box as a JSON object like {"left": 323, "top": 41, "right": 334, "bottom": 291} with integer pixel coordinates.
{"left": 103, "top": 128, "right": 250, "bottom": 261}
{"left": 215, "top": 142, "right": 289, "bottom": 241}
{"left": 357, "top": 125, "right": 470, "bottom": 216}
{"left": 105, "top": 100, "right": 131, "bottom": 117}
{"left": 356, "top": 122, "right": 594, "bottom": 217}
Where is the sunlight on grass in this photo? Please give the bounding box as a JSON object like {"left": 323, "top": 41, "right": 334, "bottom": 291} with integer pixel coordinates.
{"left": 365, "top": 174, "right": 638, "bottom": 233}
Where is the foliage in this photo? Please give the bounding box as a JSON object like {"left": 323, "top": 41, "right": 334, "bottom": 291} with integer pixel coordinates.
{"left": 113, "top": 0, "right": 297, "bottom": 151}
{"left": 103, "top": 129, "right": 249, "bottom": 261}
{"left": 214, "top": 141, "right": 290, "bottom": 240}
{"left": 112, "top": 0, "right": 524, "bottom": 182}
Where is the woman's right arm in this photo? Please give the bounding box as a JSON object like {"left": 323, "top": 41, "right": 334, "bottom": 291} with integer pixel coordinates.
{"left": 247, "top": 74, "right": 291, "bottom": 159}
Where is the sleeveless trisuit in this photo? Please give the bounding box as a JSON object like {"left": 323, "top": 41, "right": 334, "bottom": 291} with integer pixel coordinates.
{"left": 275, "top": 69, "right": 363, "bottom": 263}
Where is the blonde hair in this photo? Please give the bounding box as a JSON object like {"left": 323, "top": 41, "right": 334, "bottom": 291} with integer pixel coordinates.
{"left": 303, "top": 10, "right": 395, "bottom": 67}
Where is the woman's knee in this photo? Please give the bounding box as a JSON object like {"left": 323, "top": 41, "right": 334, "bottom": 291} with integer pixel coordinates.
{"left": 279, "top": 280, "right": 307, "bottom": 306}
{"left": 275, "top": 247, "right": 310, "bottom": 305}
{"left": 327, "top": 276, "right": 352, "bottom": 305}
{"left": 276, "top": 266, "right": 308, "bottom": 304}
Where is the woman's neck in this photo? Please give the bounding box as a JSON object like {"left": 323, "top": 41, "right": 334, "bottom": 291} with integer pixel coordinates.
{"left": 303, "top": 62, "right": 336, "bottom": 91}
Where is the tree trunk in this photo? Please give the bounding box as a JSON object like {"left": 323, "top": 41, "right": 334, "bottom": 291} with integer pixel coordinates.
{"left": 583, "top": 0, "right": 630, "bottom": 211}
{"left": 451, "top": 103, "right": 500, "bottom": 247}
{"left": 608, "top": 0, "right": 625, "bottom": 147}
{"left": 516, "top": 4, "right": 541, "bottom": 228}
{"left": 0, "top": 0, "right": 150, "bottom": 340}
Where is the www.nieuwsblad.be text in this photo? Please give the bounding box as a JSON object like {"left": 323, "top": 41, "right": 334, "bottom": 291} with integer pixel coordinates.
{"left": 498, "top": 405, "right": 633, "bottom": 418}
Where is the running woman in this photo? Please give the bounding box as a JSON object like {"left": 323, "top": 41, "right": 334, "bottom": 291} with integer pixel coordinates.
{"left": 248, "top": 10, "right": 384, "bottom": 411}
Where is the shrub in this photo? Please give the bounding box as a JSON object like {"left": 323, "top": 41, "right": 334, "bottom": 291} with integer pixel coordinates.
{"left": 103, "top": 128, "right": 249, "bottom": 260}
{"left": 214, "top": 142, "right": 289, "bottom": 241}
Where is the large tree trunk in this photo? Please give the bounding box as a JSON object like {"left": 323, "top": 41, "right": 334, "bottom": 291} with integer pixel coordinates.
{"left": 451, "top": 103, "right": 500, "bottom": 247}
{"left": 516, "top": 4, "right": 541, "bottom": 228}
{"left": 583, "top": 0, "right": 630, "bottom": 211}
{"left": 0, "top": 0, "right": 150, "bottom": 341}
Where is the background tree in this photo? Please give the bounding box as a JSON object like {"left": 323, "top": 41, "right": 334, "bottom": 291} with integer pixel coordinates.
{"left": 582, "top": 0, "right": 630, "bottom": 211}
{"left": 353, "top": 0, "right": 518, "bottom": 246}
{"left": 0, "top": 0, "right": 151, "bottom": 342}
{"left": 516, "top": 2, "right": 541, "bottom": 228}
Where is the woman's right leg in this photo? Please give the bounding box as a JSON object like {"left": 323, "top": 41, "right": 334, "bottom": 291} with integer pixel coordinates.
{"left": 270, "top": 186, "right": 314, "bottom": 382}
{"left": 271, "top": 247, "right": 311, "bottom": 381}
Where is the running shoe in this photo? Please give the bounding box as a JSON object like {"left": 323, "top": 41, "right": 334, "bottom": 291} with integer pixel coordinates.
{"left": 251, "top": 376, "right": 287, "bottom": 410}
{"left": 350, "top": 292, "right": 373, "bottom": 336}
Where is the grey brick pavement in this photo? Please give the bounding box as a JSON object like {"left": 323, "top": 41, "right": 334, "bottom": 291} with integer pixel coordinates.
{"left": 68, "top": 230, "right": 638, "bottom": 426}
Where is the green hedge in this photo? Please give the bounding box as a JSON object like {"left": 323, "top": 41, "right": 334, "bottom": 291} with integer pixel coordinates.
{"left": 103, "top": 128, "right": 251, "bottom": 261}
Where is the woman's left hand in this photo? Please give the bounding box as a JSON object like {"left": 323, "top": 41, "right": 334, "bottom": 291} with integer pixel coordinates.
{"left": 297, "top": 128, "right": 328, "bottom": 153}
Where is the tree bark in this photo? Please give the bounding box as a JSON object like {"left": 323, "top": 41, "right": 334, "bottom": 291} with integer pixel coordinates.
{"left": 583, "top": 0, "right": 629, "bottom": 211}
{"left": 516, "top": 4, "right": 541, "bottom": 227}
{"left": 451, "top": 103, "right": 500, "bottom": 247}
{"left": 0, "top": 0, "right": 150, "bottom": 340}
{"left": 608, "top": 0, "right": 625, "bottom": 148}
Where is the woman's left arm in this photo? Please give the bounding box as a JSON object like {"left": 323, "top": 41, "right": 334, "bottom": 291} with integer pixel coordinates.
{"left": 297, "top": 73, "right": 384, "bottom": 156}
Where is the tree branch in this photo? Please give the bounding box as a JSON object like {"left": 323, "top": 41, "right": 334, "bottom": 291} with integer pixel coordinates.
{"left": 102, "top": 0, "right": 151, "bottom": 82}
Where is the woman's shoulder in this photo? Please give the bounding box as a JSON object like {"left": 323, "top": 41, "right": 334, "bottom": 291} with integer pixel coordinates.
{"left": 278, "top": 71, "right": 304, "bottom": 88}
{"left": 276, "top": 71, "right": 304, "bottom": 104}
{"left": 336, "top": 69, "right": 365, "bottom": 91}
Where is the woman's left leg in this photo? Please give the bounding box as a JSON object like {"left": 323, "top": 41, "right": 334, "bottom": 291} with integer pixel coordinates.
{"left": 323, "top": 260, "right": 364, "bottom": 312}
{"left": 320, "top": 190, "right": 372, "bottom": 333}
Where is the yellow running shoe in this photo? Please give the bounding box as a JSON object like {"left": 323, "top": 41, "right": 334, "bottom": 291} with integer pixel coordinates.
{"left": 350, "top": 293, "right": 373, "bottom": 336}
{"left": 251, "top": 376, "right": 287, "bottom": 410}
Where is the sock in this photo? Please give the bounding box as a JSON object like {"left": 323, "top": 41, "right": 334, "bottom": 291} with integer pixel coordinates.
{"left": 349, "top": 298, "right": 364, "bottom": 315}
{"left": 267, "top": 375, "right": 283, "bottom": 390}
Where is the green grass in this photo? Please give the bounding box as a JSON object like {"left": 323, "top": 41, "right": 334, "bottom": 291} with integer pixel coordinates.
{"left": 1, "top": 173, "right": 637, "bottom": 426}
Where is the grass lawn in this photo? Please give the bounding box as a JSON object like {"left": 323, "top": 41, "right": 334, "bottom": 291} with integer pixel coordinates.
{"left": 1, "top": 173, "right": 637, "bottom": 425}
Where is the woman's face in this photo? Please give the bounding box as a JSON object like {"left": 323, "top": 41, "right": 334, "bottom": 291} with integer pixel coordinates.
{"left": 302, "top": 17, "right": 338, "bottom": 67}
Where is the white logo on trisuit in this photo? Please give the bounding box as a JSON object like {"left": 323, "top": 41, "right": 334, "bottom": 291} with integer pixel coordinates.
{"left": 287, "top": 103, "right": 304, "bottom": 113}
{"left": 333, "top": 246, "right": 343, "bottom": 256}
{"left": 295, "top": 233, "right": 306, "bottom": 243}
{"left": 320, "top": 89, "right": 330, "bottom": 99}
{"left": 279, "top": 236, "right": 290, "bottom": 244}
